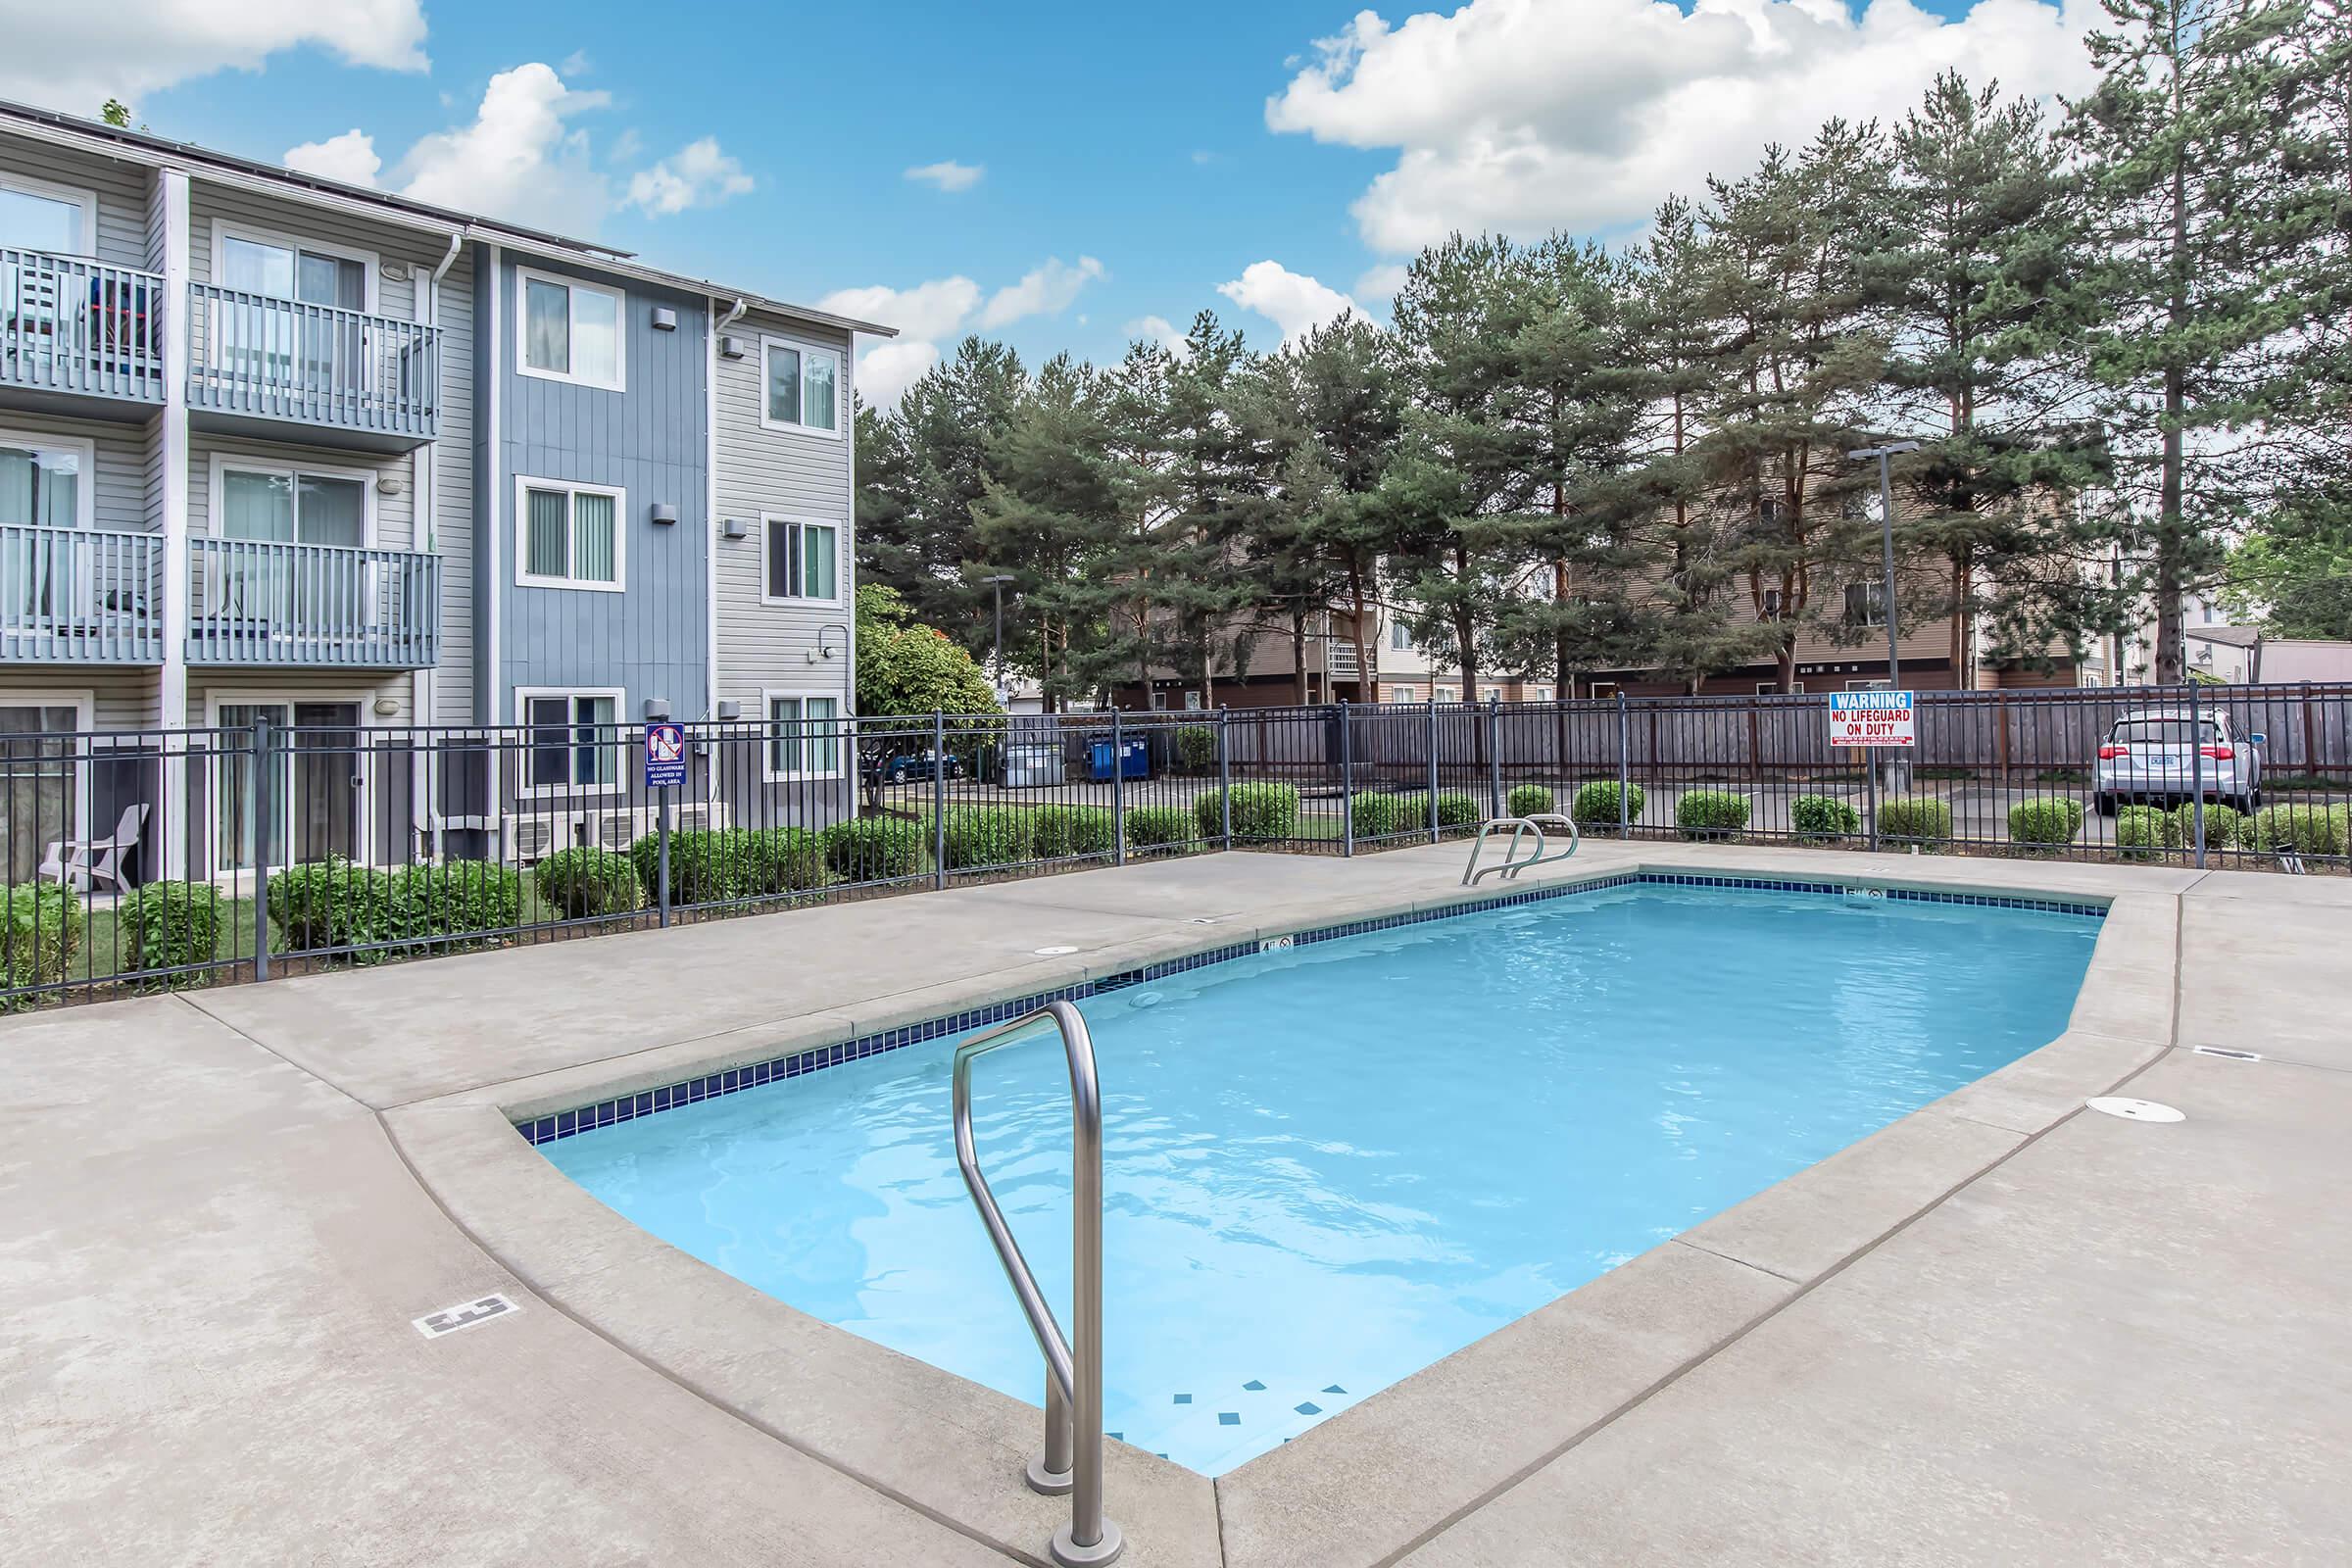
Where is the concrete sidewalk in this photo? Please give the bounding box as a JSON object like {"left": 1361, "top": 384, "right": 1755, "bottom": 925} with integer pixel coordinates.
{"left": 2, "top": 842, "right": 2348, "bottom": 1566}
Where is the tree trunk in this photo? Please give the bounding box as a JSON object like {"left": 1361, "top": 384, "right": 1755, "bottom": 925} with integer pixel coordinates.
{"left": 1291, "top": 612, "right": 1308, "bottom": 707}
{"left": 1948, "top": 550, "right": 1971, "bottom": 690}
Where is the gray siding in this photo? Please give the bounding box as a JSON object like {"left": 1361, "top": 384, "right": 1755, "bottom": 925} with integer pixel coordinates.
{"left": 0, "top": 132, "right": 151, "bottom": 268}
{"left": 0, "top": 409, "right": 150, "bottom": 531}
{"left": 494, "top": 258, "right": 709, "bottom": 725}
{"left": 711, "top": 309, "right": 856, "bottom": 716}
{"left": 185, "top": 185, "right": 432, "bottom": 322}
{"left": 431, "top": 245, "right": 476, "bottom": 722}
{"left": 187, "top": 431, "right": 417, "bottom": 551}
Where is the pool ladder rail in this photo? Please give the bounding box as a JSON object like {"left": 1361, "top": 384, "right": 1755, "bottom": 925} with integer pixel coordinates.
{"left": 1461, "top": 813, "right": 1581, "bottom": 886}
{"left": 951, "top": 1000, "right": 1124, "bottom": 1567}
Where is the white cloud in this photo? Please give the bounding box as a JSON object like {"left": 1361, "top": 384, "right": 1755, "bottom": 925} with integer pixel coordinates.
{"left": 978, "top": 256, "right": 1106, "bottom": 329}
{"left": 1217, "top": 261, "right": 1360, "bottom": 344}
{"left": 1124, "top": 315, "right": 1194, "bottom": 358}
{"left": 393, "top": 62, "right": 612, "bottom": 233}
{"left": 905, "top": 160, "right": 986, "bottom": 193}
{"left": 820, "top": 277, "right": 984, "bottom": 343}
{"left": 1266, "top": 0, "right": 2106, "bottom": 252}
{"left": 625, "top": 137, "right": 757, "bottom": 217}
{"left": 1353, "top": 263, "right": 1410, "bottom": 304}
{"left": 559, "top": 48, "right": 594, "bottom": 76}
{"left": 283, "top": 128, "right": 382, "bottom": 188}
{"left": 0, "top": 0, "right": 426, "bottom": 110}
{"left": 855, "top": 341, "right": 946, "bottom": 409}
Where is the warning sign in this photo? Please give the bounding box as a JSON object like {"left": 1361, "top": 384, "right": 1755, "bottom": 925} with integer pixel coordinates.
{"left": 1828, "top": 690, "right": 1916, "bottom": 748}
{"left": 644, "top": 721, "right": 688, "bottom": 788}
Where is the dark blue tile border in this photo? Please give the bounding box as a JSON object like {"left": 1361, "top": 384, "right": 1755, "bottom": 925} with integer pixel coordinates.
{"left": 516, "top": 871, "right": 2104, "bottom": 1146}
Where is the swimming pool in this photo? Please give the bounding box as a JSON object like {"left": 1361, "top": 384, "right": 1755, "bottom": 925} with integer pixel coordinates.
{"left": 542, "top": 878, "right": 2100, "bottom": 1474}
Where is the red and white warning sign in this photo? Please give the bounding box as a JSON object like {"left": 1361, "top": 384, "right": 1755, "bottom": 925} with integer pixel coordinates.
{"left": 1828, "top": 690, "right": 1916, "bottom": 748}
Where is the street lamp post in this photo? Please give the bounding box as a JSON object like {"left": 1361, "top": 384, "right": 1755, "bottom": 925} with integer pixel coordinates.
{"left": 1847, "top": 440, "right": 1919, "bottom": 800}
{"left": 982, "top": 573, "right": 1016, "bottom": 694}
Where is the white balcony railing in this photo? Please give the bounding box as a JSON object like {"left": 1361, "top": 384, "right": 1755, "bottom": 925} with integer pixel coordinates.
{"left": 0, "top": 250, "right": 167, "bottom": 403}
{"left": 0, "top": 524, "right": 164, "bottom": 662}
{"left": 185, "top": 282, "right": 438, "bottom": 440}
{"left": 186, "top": 537, "right": 440, "bottom": 668}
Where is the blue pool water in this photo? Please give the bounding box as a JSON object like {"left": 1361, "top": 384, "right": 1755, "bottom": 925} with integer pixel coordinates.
{"left": 544, "top": 883, "right": 2098, "bottom": 1473}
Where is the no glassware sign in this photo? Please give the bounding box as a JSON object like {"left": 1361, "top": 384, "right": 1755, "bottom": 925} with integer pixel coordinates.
{"left": 1829, "top": 690, "right": 1916, "bottom": 748}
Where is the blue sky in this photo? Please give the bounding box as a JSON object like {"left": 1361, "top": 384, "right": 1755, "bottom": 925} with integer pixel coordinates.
{"left": 5, "top": 0, "right": 2104, "bottom": 401}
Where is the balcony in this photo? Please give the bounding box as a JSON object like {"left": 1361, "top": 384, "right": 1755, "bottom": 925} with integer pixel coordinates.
{"left": 186, "top": 537, "right": 440, "bottom": 668}
{"left": 0, "top": 524, "right": 164, "bottom": 662}
{"left": 0, "top": 251, "right": 167, "bottom": 418}
{"left": 185, "top": 282, "right": 439, "bottom": 452}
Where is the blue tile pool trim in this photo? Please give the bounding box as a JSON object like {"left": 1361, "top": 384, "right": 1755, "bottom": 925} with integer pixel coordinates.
{"left": 515, "top": 871, "right": 2105, "bottom": 1146}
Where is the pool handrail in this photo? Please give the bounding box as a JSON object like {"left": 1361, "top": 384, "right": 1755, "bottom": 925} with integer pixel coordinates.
{"left": 1461, "top": 812, "right": 1581, "bottom": 886}
{"left": 950, "top": 1000, "right": 1124, "bottom": 1567}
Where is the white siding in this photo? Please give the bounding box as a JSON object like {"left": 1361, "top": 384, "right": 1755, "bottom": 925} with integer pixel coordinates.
{"left": 0, "top": 132, "right": 151, "bottom": 268}
{"left": 185, "top": 184, "right": 438, "bottom": 321}
{"left": 711, "top": 309, "right": 855, "bottom": 712}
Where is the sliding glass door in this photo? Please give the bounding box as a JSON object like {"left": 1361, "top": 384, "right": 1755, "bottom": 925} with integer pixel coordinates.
{"left": 215, "top": 702, "right": 363, "bottom": 871}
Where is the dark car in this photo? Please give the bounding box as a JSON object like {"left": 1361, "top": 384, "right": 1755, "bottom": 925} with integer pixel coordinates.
{"left": 863, "top": 747, "right": 967, "bottom": 787}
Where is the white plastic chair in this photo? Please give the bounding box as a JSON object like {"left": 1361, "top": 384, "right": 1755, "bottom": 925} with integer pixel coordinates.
{"left": 41, "top": 802, "right": 146, "bottom": 892}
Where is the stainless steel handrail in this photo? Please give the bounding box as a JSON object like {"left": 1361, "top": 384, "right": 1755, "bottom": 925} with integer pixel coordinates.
{"left": 1461, "top": 812, "right": 1581, "bottom": 885}
{"left": 952, "top": 1001, "right": 1124, "bottom": 1567}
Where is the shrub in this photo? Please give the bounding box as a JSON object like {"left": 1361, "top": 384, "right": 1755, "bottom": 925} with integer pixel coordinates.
{"left": 821, "top": 816, "right": 925, "bottom": 881}
{"left": 2, "top": 881, "right": 82, "bottom": 998}
{"left": 116, "top": 880, "right": 225, "bottom": 980}
{"left": 2115, "top": 805, "right": 2180, "bottom": 859}
{"left": 2007, "top": 797, "right": 2086, "bottom": 848}
{"left": 1675, "top": 790, "right": 1751, "bottom": 840}
{"left": 1505, "top": 783, "right": 1556, "bottom": 817}
{"left": 533, "top": 848, "right": 647, "bottom": 918}
{"left": 743, "top": 827, "right": 828, "bottom": 893}
{"left": 1173, "top": 724, "right": 1217, "bottom": 773}
{"left": 267, "top": 858, "right": 393, "bottom": 955}
{"left": 1123, "top": 806, "right": 1198, "bottom": 854}
{"left": 1570, "top": 779, "right": 1643, "bottom": 829}
{"left": 1789, "top": 794, "right": 1861, "bottom": 843}
{"left": 1876, "top": 795, "right": 1953, "bottom": 846}
{"left": 630, "top": 828, "right": 759, "bottom": 906}
{"left": 2250, "top": 802, "right": 2350, "bottom": 856}
{"left": 392, "top": 860, "right": 521, "bottom": 948}
{"left": 1194, "top": 782, "right": 1301, "bottom": 844}
{"left": 1033, "top": 806, "right": 1117, "bottom": 859}
{"left": 2170, "top": 802, "right": 2241, "bottom": 850}
{"left": 931, "top": 806, "right": 1037, "bottom": 868}
{"left": 1349, "top": 791, "right": 1413, "bottom": 838}
{"left": 1429, "top": 789, "right": 1483, "bottom": 828}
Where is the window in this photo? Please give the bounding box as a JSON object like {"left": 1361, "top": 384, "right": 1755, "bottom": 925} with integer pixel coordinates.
{"left": 1183, "top": 690, "right": 1202, "bottom": 710}
{"left": 520, "top": 690, "right": 622, "bottom": 794}
{"left": 1389, "top": 621, "right": 1411, "bottom": 651}
{"left": 1434, "top": 686, "right": 1458, "bottom": 703}
{"left": 1843, "top": 678, "right": 1890, "bottom": 692}
{"left": 516, "top": 478, "right": 624, "bottom": 590}
{"left": 1759, "top": 589, "right": 1784, "bottom": 619}
{"left": 761, "top": 516, "right": 840, "bottom": 603}
{"left": 1148, "top": 689, "right": 1168, "bottom": 710}
{"left": 0, "top": 432, "right": 93, "bottom": 530}
{"left": 219, "top": 231, "right": 368, "bottom": 309}
{"left": 1531, "top": 687, "right": 1553, "bottom": 702}
{"left": 0, "top": 694, "right": 91, "bottom": 884}
{"left": 1388, "top": 685, "right": 1416, "bottom": 703}
{"left": 517, "top": 268, "right": 624, "bottom": 390}
{"left": 0, "top": 173, "right": 95, "bottom": 254}
{"left": 765, "top": 693, "right": 843, "bottom": 777}
{"left": 1757, "top": 681, "right": 1807, "bottom": 695}
{"left": 761, "top": 335, "right": 842, "bottom": 435}
{"left": 1844, "top": 580, "right": 1886, "bottom": 628}
{"left": 1588, "top": 682, "right": 1618, "bottom": 700}
{"left": 217, "top": 461, "right": 368, "bottom": 547}
{"left": 1481, "top": 687, "right": 1501, "bottom": 702}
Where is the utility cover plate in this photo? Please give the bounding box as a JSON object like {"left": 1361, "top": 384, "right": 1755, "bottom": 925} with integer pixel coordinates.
{"left": 2085, "top": 1097, "right": 2185, "bottom": 1124}
{"left": 414, "top": 1293, "right": 522, "bottom": 1338}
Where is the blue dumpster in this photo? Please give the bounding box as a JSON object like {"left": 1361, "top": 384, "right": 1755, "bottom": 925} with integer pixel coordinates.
{"left": 1089, "top": 738, "right": 1149, "bottom": 781}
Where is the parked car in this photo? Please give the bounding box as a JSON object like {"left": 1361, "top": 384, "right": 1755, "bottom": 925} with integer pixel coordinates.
{"left": 863, "top": 747, "right": 968, "bottom": 787}
{"left": 2094, "top": 708, "right": 2262, "bottom": 813}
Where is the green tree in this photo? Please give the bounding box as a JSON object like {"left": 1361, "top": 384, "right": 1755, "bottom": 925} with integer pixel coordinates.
{"left": 853, "top": 584, "right": 1000, "bottom": 716}
{"left": 99, "top": 99, "right": 131, "bottom": 128}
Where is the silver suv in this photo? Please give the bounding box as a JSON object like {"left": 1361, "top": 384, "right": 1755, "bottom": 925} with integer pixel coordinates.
{"left": 2094, "top": 708, "right": 2262, "bottom": 814}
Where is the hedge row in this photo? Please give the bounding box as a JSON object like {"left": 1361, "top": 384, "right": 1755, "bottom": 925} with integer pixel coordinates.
{"left": 1348, "top": 789, "right": 1482, "bottom": 837}
{"left": 268, "top": 857, "right": 523, "bottom": 956}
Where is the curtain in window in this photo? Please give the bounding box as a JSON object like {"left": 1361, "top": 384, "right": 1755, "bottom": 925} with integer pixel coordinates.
{"left": 526, "top": 695, "right": 571, "bottom": 787}
{"left": 220, "top": 469, "right": 295, "bottom": 626}
{"left": 571, "top": 492, "right": 616, "bottom": 582}
{"left": 802, "top": 525, "right": 836, "bottom": 599}
{"left": 524, "top": 278, "right": 569, "bottom": 374}
{"left": 573, "top": 289, "right": 618, "bottom": 384}
{"left": 804, "top": 696, "right": 838, "bottom": 773}
{"left": 297, "top": 475, "right": 365, "bottom": 547}
{"left": 221, "top": 469, "right": 295, "bottom": 541}
{"left": 296, "top": 475, "right": 366, "bottom": 630}
{"left": 768, "top": 697, "right": 800, "bottom": 774}
{"left": 802, "top": 352, "right": 837, "bottom": 431}
{"left": 525, "top": 488, "right": 568, "bottom": 578}
{"left": 573, "top": 695, "right": 615, "bottom": 785}
{"left": 0, "top": 447, "right": 58, "bottom": 622}
{"left": 766, "top": 344, "right": 801, "bottom": 424}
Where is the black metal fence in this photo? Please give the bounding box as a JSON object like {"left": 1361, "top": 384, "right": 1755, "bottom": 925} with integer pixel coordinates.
{"left": 3, "top": 683, "right": 2344, "bottom": 1009}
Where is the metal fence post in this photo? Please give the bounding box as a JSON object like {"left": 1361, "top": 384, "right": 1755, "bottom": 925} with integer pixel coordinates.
{"left": 932, "top": 710, "right": 949, "bottom": 890}
{"left": 1111, "top": 707, "right": 1127, "bottom": 866}
{"left": 1217, "top": 706, "right": 1233, "bottom": 851}
{"left": 2188, "top": 681, "right": 2208, "bottom": 868}
{"left": 250, "top": 713, "right": 270, "bottom": 982}
{"left": 656, "top": 773, "right": 673, "bottom": 929}
{"left": 1487, "top": 694, "right": 1502, "bottom": 819}
{"left": 1341, "top": 701, "right": 1355, "bottom": 858}
{"left": 1866, "top": 700, "right": 1882, "bottom": 853}
{"left": 1615, "top": 692, "right": 1632, "bottom": 839}
{"left": 1427, "top": 695, "right": 1441, "bottom": 843}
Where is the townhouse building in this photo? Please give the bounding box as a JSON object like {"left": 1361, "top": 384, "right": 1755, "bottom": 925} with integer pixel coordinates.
{"left": 0, "top": 100, "right": 888, "bottom": 883}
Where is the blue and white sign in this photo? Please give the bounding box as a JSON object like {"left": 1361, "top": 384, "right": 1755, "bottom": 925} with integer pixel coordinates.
{"left": 1828, "top": 689, "right": 1916, "bottom": 748}
{"left": 644, "top": 721, "right": 688, "bottom": 787}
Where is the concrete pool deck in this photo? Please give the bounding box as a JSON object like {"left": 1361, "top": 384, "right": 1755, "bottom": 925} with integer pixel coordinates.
{"left": 2, "top": 841, "right": 2347, "bottom": 1565}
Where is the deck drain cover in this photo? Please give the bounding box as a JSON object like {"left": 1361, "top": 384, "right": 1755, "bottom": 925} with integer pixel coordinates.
{"left": 414, "top": 1293, "right": 521, "bottom": 1338}
{"left": 2193, "top": 1046, "right": 2262, "bottom": 1062}
{"left": 2085, "top": 1097, "right": 2185, "bottom": 1124}
{"left": 1033, "top": 945, "right": 1079, "bottom": 956}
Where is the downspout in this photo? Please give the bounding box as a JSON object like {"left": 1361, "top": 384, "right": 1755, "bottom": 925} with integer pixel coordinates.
{"left": 708, "top": 298, "right": 741, "bottom": 803}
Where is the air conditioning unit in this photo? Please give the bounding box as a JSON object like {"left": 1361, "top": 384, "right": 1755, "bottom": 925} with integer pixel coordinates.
{"left": 504, "top": 809, "right": 591, "bottom": 863}
{"left": 672, "top": 801, "right": 730, "bottom": 833}
{"left": 594, "top": 807, "right": 655, "bottom": 849}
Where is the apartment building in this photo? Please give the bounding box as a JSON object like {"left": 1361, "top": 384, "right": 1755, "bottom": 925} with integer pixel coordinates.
{"left": 0, "top": 100, "right": 888, "bottom": 881}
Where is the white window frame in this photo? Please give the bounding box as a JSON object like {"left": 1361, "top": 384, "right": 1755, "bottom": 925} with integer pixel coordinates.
{"left": 515, "top": 265, "right": 627, "bottom": 391}
{"left": 201, "top": 688, "right": 382, "bottom": 868}
{"left": 208, "top": 453, "right": 378, "bottom": 545}
{"left": 759, "top": 688, "right": 847, "bottom": 782}
{"left": 1434, "top": 686, "right": 1458, "bottom": 703}
{"left": 1588, "top": 681, "right": 1619, "bottom": 700}
{"left": 1530, "top": 687, "right": 1553, "bottom": 703}
{"left": 514, "top": 686, "right": 627, "bottom": 799}
{"left": 0, "top": 172, "right": 98, "bottom": 255}
{"left": 211, "top": 222, "right": 380, "bottom": 313}
{"left": 1388, "top": 685, "right": 1415, "bottom": 703}
{"left": 514, "top": 475, "right": 626, "bottom": 593}
{"left": 0, "top": 428, "right": 98, "bottom": 530}
{"left": 1845, "top": 578, "right": 1887, "bottom": 629}
{"left": 1758, "top": 681, "right": 1809, "bottom": 695}
{"left": 760, "top": 514, "right": 842, "bottom": 606}
{"left": 758, "top": 331, "right": 844, "bottom": 438}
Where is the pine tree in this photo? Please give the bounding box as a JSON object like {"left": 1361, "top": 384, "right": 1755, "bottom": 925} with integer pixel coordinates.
{"left": 1284, "top": 315, "right": 1405, "bottom": 700}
